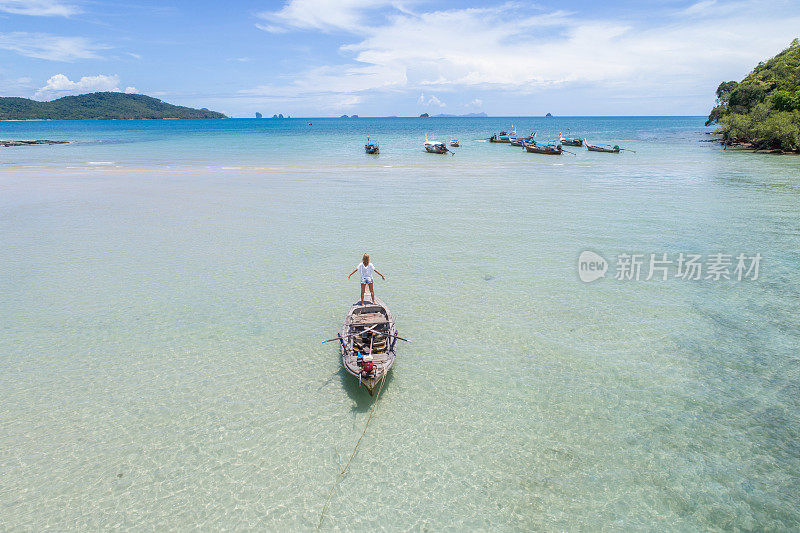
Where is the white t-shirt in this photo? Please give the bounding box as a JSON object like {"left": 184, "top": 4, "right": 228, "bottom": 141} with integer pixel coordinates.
{"left": 357, "top": 262, "right": 375, "bottom": 281}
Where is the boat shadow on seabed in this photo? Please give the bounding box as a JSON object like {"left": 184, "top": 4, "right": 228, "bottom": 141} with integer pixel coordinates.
{"left": 338, "top": 365, "right": 394, "bottom": 413}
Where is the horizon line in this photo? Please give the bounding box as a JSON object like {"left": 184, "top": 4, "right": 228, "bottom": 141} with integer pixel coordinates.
{"left": 230, "top": 115, "right": 708, "bottom": 119}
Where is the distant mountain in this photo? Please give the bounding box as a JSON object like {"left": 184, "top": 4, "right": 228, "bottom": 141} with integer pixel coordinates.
{"left": 419, "top": 113, "right": 429, "bottom": 117}
{"left": 0, "top": 92, "right": 226, "bottom": 120}
{"left": 432, "top": 112, "right": 487, "bottom": 118}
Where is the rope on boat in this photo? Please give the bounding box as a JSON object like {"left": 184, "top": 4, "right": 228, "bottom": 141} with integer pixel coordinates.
{"left": 317, "top": 369, "right": 388, "bottom": 530}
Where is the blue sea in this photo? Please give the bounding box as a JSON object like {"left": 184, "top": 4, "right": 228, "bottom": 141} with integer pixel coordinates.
{"left": 1, "top": 117, "right": 799, "bottom": 530}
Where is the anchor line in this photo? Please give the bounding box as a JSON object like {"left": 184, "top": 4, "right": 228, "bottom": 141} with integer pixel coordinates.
{"left": 317, "top": 369, "right": 388, "bottom": 529}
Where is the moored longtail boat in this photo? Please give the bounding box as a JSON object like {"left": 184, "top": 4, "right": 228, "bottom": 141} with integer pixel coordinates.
{"left": 559, "top": 132, "right": 583, "bottom": 146}
{"left": 424, "top": 133, "right": 449, "bottom": 154}
{"left": 523, "top": 140, "right": 562, "bottom": 155}
{"left": 489, "top": 126, "right": 516, "bottom": 143}
{"left": 365, "top": 137, "right": 379, "bottom": 154}
{"left": 584, "top": 139, "right": 620, "bottom": 153}
{"left": 510, "top": 131, "right": 535, "bottom": 146}
{"left": 449, "top": 139, "right": 460, "bottom": 147}
{"left": 340, "top": 296, "right": 398, "bottom": 395}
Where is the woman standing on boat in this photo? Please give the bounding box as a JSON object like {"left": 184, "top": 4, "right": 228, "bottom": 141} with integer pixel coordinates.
{"left": 348, "top": 253, "right": 385, "bottom": 306}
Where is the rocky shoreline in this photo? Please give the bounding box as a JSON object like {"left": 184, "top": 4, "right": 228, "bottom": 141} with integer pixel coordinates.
{"left": 721, "top": 141, "right": 798, "bottom": 154}
{"left": 701, "top": 133, "right": 798, "bottom": 154}
{"left": 1, "top": 139, "right": 69, "bottom": 147}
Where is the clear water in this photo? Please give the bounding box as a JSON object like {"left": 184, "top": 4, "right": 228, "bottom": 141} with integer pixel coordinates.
{"left": 1, "top": 118, "right": 798, "bottom": 530}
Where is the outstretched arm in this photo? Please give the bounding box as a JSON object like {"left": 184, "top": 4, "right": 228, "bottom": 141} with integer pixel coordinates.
{"left": 373, "top": 268, "right": 386, "bottom": 280}
{"left": 347, "top": 268, "right": 358, "bottom": 279}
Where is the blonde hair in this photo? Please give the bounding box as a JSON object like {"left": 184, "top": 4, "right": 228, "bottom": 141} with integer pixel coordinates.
{"left": 362, "top": 253, "right": 370, "bottom": 266}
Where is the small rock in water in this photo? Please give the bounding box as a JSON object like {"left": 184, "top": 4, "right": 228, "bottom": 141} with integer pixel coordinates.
{"left": 483, "top": 274, "right": 494, "bottom": 281}
{"left": 117, "top": 473, "right": 123, "bottom": 478}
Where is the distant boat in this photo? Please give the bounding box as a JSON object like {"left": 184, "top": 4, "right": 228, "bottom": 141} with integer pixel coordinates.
{"left": 510, "top": 131, "right": 535, "bottom": 146}
{"left": 424, "top": 133, "right": 449, "bottom": 154}
{"left": 365, "top": 137, "right": 379, "bottom": 154}
{"left": 489, "top": 126, "right": 516, "bottom": 143}
{"left": 449, "top": 139, "right": 460, "bottom": 147}
{"left": 584, "top": 139, "right": 620, "bottom": 153}
{"left": 523, "top": 140, "right": 562, "bottom": 155}
{"left": 559, "top": 132, "right": 583, "bottom": 146}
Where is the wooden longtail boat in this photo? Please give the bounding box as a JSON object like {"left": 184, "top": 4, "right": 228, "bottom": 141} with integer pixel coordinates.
{"left": 559, "top": 132, "right": 583, "bottom": 146}
{"left": 424, "top": 133, "right": 449, "bottom": 154}
{"left": 489, "top": 126, "right": 516, "bottom": 143}
{"left": 584, "top": 139, "right": 620, "bottom": 153}
{"left": 510, "top": 131, "right": 536, "bottom": 146}
{"left": 340, "top": 296, "right": 398, "bottom": 395}
{"left": 365, "top": 138, "right": 379, "bottom": 154}
{"left": 449, "top": 139, "right": 459, "bottom": 147}
{"left": 523, "top": 140, "right": 562, "bottom": 155}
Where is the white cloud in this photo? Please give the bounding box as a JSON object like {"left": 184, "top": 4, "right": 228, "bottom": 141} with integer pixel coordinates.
{"left": 0, "top": 0, "right": 79, "bottom": 16}
{"left": 256, "top": 0, "right": 394, "bottom": 33}
{"left": 249, "top": 0, "right": 800, "bottom": 111}
{"left": 417, "top": 92, "right": 445, "bottom": 107}
{"left": 241, "top": 62, "right": 405, "bottom": 102}
{"left": 682, "top": 0, "right": 717, "bottom": 14}
{"left": 34, "top": 74, "right": 136, "bottom": 98}
{"left": 0, "top": 75, "right": 34, "bottom": 93}
{"left": 0, "top": 32, "right": 107, "bottom": 61}
{"left": 469, "top": 98, "right": 483, "bottom": 108}
{"left": 335, "top": 95, "right": 362, "bottom": 108}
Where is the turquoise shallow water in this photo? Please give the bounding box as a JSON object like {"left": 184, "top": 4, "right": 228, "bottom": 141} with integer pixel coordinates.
{"left": 1, "top": 117, "right": 799, "bottom": 530}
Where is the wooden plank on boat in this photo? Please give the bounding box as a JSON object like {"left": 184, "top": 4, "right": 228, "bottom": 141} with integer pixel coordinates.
{"left": 349, "top": 312, "right": 389, "bottom": 325}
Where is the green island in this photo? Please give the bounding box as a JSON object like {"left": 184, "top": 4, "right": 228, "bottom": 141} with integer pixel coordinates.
{"left": 707, "top": 39, "right": 800, "bottom": 153}
{"left": 0, "top": 92, "right": 227, "bottom": 120}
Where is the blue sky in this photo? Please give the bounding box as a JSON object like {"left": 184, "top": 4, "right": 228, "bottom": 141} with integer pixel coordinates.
{"left": 1, "top": 0, "right": 799, "bottom": 116}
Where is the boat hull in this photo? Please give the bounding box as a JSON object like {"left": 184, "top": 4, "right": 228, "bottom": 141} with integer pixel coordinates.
{"left": 490, "top": 131, "right": 514, "bottom": 143}
{"left": 425, "top": 145, "right": 448, "bottom": 154}
{"left": 523, "top": 142, "right": 562, "bottom": 155}
{"left": 586, "top": 145, "right": 620, "bottom": 153}
{"left": 560, "top": 139, "right": 583, "bottom": 146}
{"left": 365, "top": 145, "right": 379, "bottom": 154}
